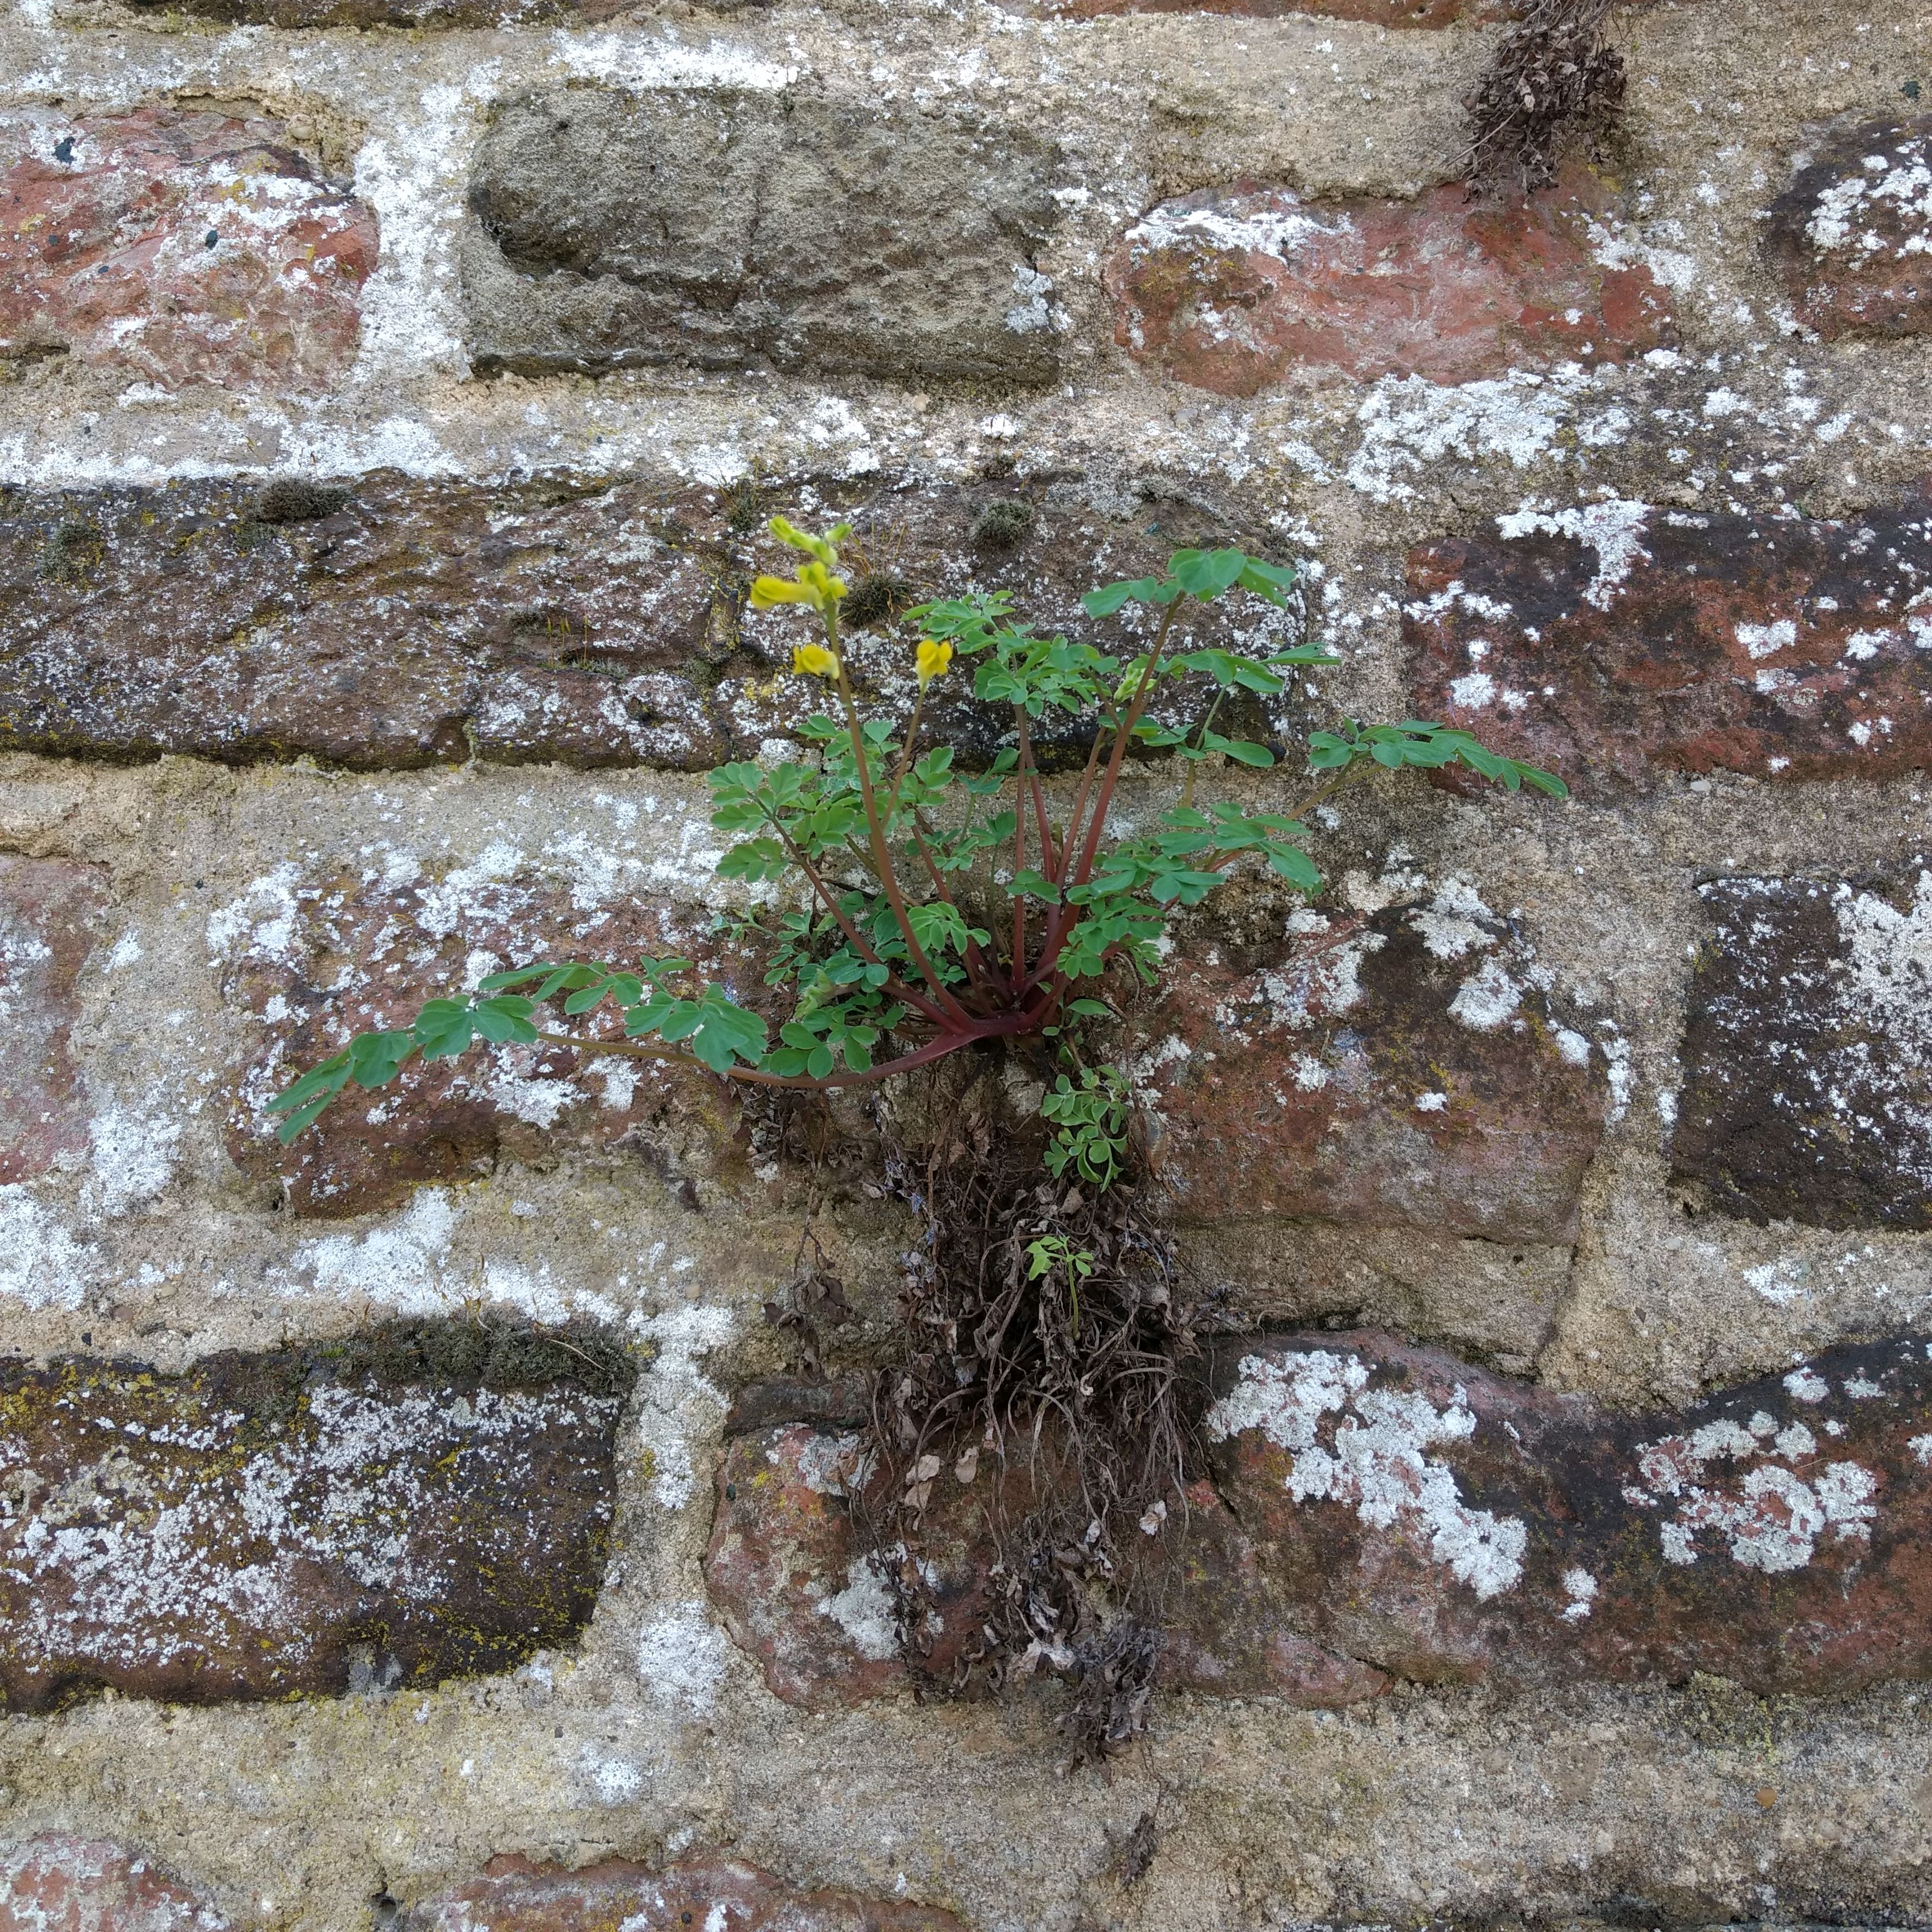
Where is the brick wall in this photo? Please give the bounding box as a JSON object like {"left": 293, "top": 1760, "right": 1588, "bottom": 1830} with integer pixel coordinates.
{"left": 3, "top": 0, "right": 1932, "bottom": 1925}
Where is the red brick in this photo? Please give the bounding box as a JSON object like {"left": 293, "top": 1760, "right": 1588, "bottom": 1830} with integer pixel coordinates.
{"left": 0, "top": 108, "right": 377, "bottom": 391}
{"left": 404, "top": 1855, "right": 962, "bottom": 1932}
{"left": 1766, "top": 115, "right": 1932, "bottom": 340}
{"left": 703, "top": 1415, "right": 1386, "bottom": 1711}
{"left": 1140, "top": 899, "right": 1607, "bottom": 1243}
{"left": 0, "top": 1838, "right": 226, "bottom": 1932}
{"left": 1405, "top": 497, "right": 1932, "bottom": 787}
{"left": 1048, "top": 0, "right": 1503, "bottom": 22}
{"left": 0, "top": 858, "right": 108, "bottom": 1184}
{"left": 215, "top": 865, "right": 759, "bottom": 1218}
{"left": 1208, "top": 1330, "right": 1932, "bottom": 1697}
{"left": 1106, "top": 173, "right": 1673, "bottom": 396}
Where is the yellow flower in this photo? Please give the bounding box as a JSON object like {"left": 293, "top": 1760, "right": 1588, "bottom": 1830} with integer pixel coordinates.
{"left": 916, "top": 638, "right": 954, "bottom": 688}
{"left": 792, "top": 642, "right": 841, "bottom": 679}
{"left": 767, "top": 517, "right": 851, "bottom": 568}
{"left": 750, "top": 560, "right": 847, "bottom": 616}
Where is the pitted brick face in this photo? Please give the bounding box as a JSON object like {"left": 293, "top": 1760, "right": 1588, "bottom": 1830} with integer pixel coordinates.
{"left": 0, "top": 858, "right": 109, "bottom": 1186}
{"left": 1105, "top": 175, "right": 1674, "bottom": 396}
{"left": 1671, "top": 869, "right": 1932, "bottom": 1232}
{"left": 0, "top": 473, "right": 1300, "bottom": 777}
{"left": 0, "top": 1837, "right": 228, "bottom": 1932}
{"left": 1205, "top": 1330, "right": 1932, "bottom": 1696}
{"left": 0, "top": 1325, "right": 634, "bottom": 1710}
{"left": 1048, "top": 0, "right": 1505, "bottom": 20}
{"left": 1405, "top": 498, "right": 1932, "bottom": 786}
{"left": 1137, "top": 894, "right": 1607, "bottom": 1242}
{"left": 0, "top": 108, "right": 376, "bottom": 392}
{"left": 1766, "top": 115, "right": 1932, "bottom": 340}
{"left": 403, "top": 1854, "right": 963, "bottom": 1932}
{"left": 465, "top": 89, "right": 1064, "bottom": 385}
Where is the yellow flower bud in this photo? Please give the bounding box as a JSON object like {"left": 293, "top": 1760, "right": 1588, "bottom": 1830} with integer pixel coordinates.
{"left": 793, "top": 643, "right": 841, "bottom": 679}
{"left": 750, "top": 574, "right": 813, "bottom": 610}
{"left": 916, "top": 638, "right": 954, "bottom": 688}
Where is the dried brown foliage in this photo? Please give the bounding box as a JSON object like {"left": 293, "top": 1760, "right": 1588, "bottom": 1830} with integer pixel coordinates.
{"left": 1463, "top": 0, "right": 1626, "bottom": 195}
{"left": 852, "top": 1080, "right": 1195, "bottom": 1765}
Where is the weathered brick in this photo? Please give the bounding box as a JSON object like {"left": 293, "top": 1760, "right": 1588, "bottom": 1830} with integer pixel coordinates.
{"left": 0, "top": 1838, "right": 226, "bottom": 1932}
{"left": 0, "top": 108, "right": 376, "bottom": 392}
{"left": 404, "top": 1853, "right": 962, "bottom": 1932}
{"left": 1050, "top": 0, "right": 1503, "bottom": 20}
{"left": 212, "top": 862, "right": 763, "bottom": 1218}
{"left": 1208, "top": 1330, "right": 1932, "bottom": 1697}
{"left": 0, "top": 1323, "right": 634, "bottom": 1710}
{"left": 1671, "top": 868, "right": 1932, "bottom": 1232}
{"left": 1140, "top": 896, "right": 1607, "bottom": 1243}
{"left": 1106, "top": 174, "right": 1673, "bottom": 396}
{"left": 1766, "top": 115, "right": 1932, "bottom": 340}
{"left": 704, "top": 1413, "right": 1387, "bottom": 1711}
{"left": 464, "top": 90, "right": 1063, "bottom": 384}
{"left": 0, "top": 474, "right": 1301, "bottom": 776}
{"left": 1405, "top": 498, "right": 1932, "bottom": 786}
{"left": 0, "top": 858, "right": 109, "bottom": 1185}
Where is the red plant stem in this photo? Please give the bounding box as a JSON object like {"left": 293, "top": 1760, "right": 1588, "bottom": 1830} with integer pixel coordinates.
{"left": 829, "top": 645, "right": 972, "bottom": 1026}
{"left": 766, "top": 818, "right": 951, "bottom": 1029}
{"left": 1010, "top": 735, "right": 1028, "bottom": 995}
{"left": 1015, "top": 711, "right": 1057, "bottom": 877}
{"left": 1054, "top": 715, "right": 1112, "bottom": 891}
{"left": 1022, "top": 603, "right": 1182, "bottom": 994}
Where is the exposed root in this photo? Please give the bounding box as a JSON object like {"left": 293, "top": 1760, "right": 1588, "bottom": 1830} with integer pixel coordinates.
{"left": 851, "top": 1076, "right": 1195, "bottom": 1756}
{"left": 1462, "top": 0, "right": 1626, "bottom": 195}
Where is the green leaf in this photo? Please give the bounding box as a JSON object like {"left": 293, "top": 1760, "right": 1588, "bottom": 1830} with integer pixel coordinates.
{"left": 273, "top": 1092, "right": 338, "bottom": 1143}
{"left": 1167, "top": 548, "right": 1247, "bottom": 600}
{"left": 414, "top": 1000, "right": 476, "bottom": 1059}
{"left": 266, "top": 1049, "right": 352, "bottom": 1116}
{"left": 1202, "top": 732, "right": 1275, "bottom": 768}
{"left": 472, "top": 995, "right": 538, "bottom": 1045}
{"left": 1010, "top": 868, "right": 1064, "bottom": 904}
{"left": 1081, "top": 577, "right": 1162, "bottom": 617}
{"left": 347, "top": 1030, "right": 416, "bottom": 1089}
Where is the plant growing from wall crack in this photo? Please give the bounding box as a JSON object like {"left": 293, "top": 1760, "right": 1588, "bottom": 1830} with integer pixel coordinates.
{"left": 268, "top": 517, "right": 1564, "bottom": 1138}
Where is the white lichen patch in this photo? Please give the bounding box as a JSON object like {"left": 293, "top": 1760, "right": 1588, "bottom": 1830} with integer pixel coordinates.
{"left": 1495, "top": 499, "right": 1653, "bottom": 610}
{"left": 0, "top": 1186, "right": 93, "bottom": 1311}
{"left": 1629, "top": 1403, "right": 1879, "bottom": 1574}
{"left": 4, "top": 1379, "right": 622, "bottom": 1679}
{"left": 809, "top": 1555, "right": 901, "bottom": 1663}
{"left": 635, "top": 1600, "right": 731, "bottom": 1712}
{"left": 629, "top": 1303, "right": 736, "bottom": 1512}
{"left": 1205, "top": 1351, "right": 1527, "bottom": 1599}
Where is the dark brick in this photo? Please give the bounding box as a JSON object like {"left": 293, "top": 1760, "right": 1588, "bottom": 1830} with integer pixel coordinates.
{"left": 1671, "top": 868, "right": 1932, "bottom": 1232}
{"left": 0, "top": 1322, "right": 635, "bottom": 1710}
{"left": 0, "top": 473, "right": 1304, "bottom": 776}
{"left": 404, "top": 1853, "right": 962, "bottom": 1932}
{"left": 1766, "top": 115, "right": 1932, "bottom": 340}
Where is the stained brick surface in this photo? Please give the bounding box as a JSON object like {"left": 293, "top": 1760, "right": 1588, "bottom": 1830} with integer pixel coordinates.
{"left": 0, "top": 1839, "right": 226, "bottom": 1932}
{"left": 1671, "top": 869, "right": 1932, "bottom": 1231}
{"left": 404, "top": 1854, "right": 963, "bottom": 1932}
{"left": 1142, "top": 897, "right": 1607, "bottom": 1242}
{"left": 1405, "top": 498, "right": 1932, "bottom": 786}
{"left": 0, "top": 1325, "right": 633, "bottom": 1709}
{"left": 1106, "top": 175, "right": 1673, "bottom": 395}
{"left": 1766, "top": 115, "right": 1932, "bottom": 340}
{"left": 0, "top": 858, "right": 108, "bottom": 1185}
{"left": 0, "top": 108, "right": 376, "bottom": 392}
